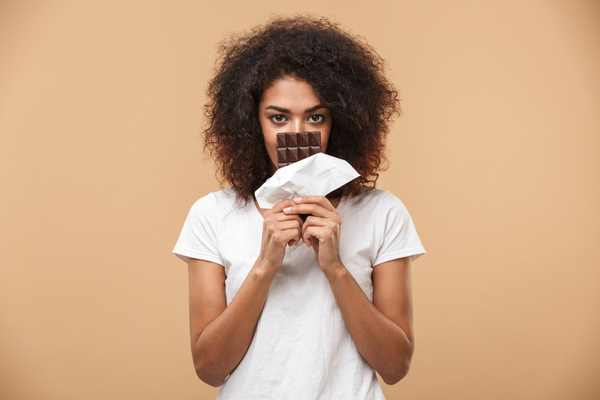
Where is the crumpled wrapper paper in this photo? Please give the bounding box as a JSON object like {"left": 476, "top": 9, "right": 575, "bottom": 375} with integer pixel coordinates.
{"left": 255, "top": 153, "right": 360, "bottom": 209}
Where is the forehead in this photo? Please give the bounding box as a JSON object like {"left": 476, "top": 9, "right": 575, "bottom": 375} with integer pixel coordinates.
{"left": 260, "top": 76, "right": 319, "bottom": 107}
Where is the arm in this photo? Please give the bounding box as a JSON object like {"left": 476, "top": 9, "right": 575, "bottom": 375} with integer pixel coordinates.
{"left": 325, "top": 258, "right": 414, "bottom": 384}
{"left": 284, "top": 196, "right": 414, "bottom": 384}
{"left": 188, "top": 199, "right": 303, "bottom": 386}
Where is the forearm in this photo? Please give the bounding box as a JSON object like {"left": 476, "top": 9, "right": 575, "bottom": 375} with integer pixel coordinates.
{"left": 190, "top": 199, "right": 303, "bottom": 386}
{"left": 324, "top": 265, "right": 414, "bottom": 384}
{"left": 192, "top": 263, "right": 275, "bottom": 386}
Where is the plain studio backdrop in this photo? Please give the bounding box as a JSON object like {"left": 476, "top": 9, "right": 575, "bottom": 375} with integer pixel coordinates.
{"left": 1, "top": 1, "right": 599, "bottom": 399}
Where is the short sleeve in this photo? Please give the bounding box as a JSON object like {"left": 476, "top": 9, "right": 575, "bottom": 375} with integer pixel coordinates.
{"left": 173, "top": 193, "right": 224, "bottom": 265}
{"left": 373, "top": 191, "right": 426, "bottom": 266}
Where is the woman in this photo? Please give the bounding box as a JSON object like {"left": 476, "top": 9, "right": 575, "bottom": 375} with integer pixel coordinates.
{"left": 174, "top": 15, "right": 425, "bottom": 399}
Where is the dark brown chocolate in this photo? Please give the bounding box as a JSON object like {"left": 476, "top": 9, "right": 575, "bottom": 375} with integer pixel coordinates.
{"left": 276, "top": 131, "right": 321, "bottom": 168}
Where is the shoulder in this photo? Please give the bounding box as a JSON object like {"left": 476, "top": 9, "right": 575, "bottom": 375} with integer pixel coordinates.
{"left": 344, "top": 188, "right": 408, "bottom": 214}
{"left": 188, "top": 187, "right": 239, "bottom": 213}
{"left": 187, "top": 187, "right": 257, "bottom": 227}
{"left": 343, "top": 188, "right": 415, "bottom": 238}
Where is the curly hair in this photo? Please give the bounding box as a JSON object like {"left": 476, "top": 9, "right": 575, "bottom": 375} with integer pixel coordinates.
{"left": 203, "top": 15, "right": 400, "bottom": 203}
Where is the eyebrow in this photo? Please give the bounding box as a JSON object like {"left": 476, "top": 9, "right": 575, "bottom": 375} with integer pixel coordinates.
{"left": 264, "top": 104, "right": 327, "bottom": 113}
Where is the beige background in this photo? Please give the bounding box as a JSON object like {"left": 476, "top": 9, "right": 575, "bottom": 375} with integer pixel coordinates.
{"left": 1, "top": 1, "right": 599, "bottom": 399}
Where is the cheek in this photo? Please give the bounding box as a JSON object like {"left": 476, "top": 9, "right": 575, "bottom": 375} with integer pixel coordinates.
{"left": 258, "top": 118, "right": 274, "bottom": 147}
{"left": 261, "top": 126, "right": 275, "bottom": 146}
{"left": 265, "top": 135, "right": 277, "bottom": 152}
{"left": 261, "top": 129, "right": 278, "bottom": 163}
{"left": 322, "top": 123, "right": 332, "bottom": 153}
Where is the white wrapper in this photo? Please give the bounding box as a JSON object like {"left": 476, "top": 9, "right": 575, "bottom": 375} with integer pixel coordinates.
{"left": 254, "top": 153, "right": 360, "bottom": 209}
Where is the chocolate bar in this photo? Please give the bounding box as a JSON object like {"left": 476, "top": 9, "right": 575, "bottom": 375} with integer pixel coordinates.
{"left": 277, "top": 131, "right": 321, "bottom": 168}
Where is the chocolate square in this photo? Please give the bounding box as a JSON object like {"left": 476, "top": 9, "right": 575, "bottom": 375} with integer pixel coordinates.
{"left": 276, "top": 133, "right": 287, "bottom": 147}
{"left": 276, "top": 131, "right": 321, "bottom": 168}
{"left": 298, "top": 132, "right": 310, "bottom": 146}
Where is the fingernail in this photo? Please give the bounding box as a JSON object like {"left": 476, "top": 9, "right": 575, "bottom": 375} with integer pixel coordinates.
{"left": 294, "top": 197, "right": 302, "bottom": 203}
{"left": 283, "top": 207, "right": 291, "bottom": 213}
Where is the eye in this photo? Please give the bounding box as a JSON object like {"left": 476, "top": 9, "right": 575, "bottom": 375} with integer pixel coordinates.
{"left": 308, "top": 114, "right": 325, "bottom": 123}
{"left": 269, "top": 114, "right": 287, "bottom": 123}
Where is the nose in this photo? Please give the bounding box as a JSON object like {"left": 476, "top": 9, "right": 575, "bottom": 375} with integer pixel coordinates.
{"left": 292, "top": 118, "right": 306, "bottom": 133}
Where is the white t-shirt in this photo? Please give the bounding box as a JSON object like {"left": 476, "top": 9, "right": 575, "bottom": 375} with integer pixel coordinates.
{"left": 174, "top": 187, "right": 425, "bottom": 400}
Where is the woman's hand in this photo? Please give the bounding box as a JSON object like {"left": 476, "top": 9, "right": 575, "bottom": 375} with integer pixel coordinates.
{"left": 257, "top": 198, "right": 304, "bottom": 275}
{"left": 283, "top": 195, "right": 343, "bottom": 274}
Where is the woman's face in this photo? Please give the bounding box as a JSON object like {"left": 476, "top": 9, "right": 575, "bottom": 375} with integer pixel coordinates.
{"left": 258, "top": 76, "right": 332, "bottom": 173}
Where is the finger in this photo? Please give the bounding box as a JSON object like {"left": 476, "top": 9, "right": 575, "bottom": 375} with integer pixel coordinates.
{"left": 301, "top": 217, "right": 333, "bottom": 238}
{"left": 267, "top": 198, "right": 299, "bottom": 214}
{"left": 270, "top": 226, "right": 302, "bottom": 247}
{"left": 266, "top": 204, "right": 304, "bottom": 227}
{"left": 266, "top": 219, "right": 302, "bottom": 239}
{"left": 303, "top": 214, "right": 330, "bottom": 227}
{"left": 302, "top": 225, "right": 325, "bottom": 246}
{"left": 274, "top": 219, "right": 303, "bottom": 234}
{"left": 275, "top": 213, "right": 305, "bottom": 228}
{"left": 269, "top": 211, "right": 304, "bottom": 223}
{"left": 304, "top": 217, "right": 341, "bottom": 243}
{"left": 283, "top": 204, "right": 331, "bottom": 218}
{"left": 293, "top": 195, "right": 335, "bottom": 211}
{"left": 281, "top": 229, "right": 302, "bottom": 246}
{"left": 301, "top": 222, "right": 315, "bottom": 246}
